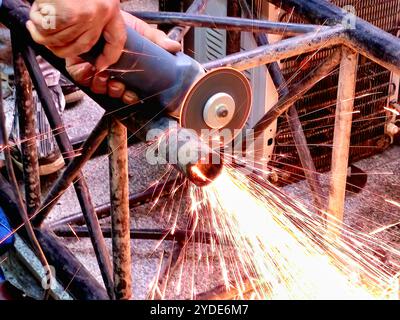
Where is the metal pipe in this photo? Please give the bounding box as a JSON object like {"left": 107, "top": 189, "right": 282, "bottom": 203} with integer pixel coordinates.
{"left": 47, "top": 178, "right": 184, "bottom": 229}
{"left": 252, "top": 49, "right": 342, "bottom": 135}
{"left": 125, "top": 116, "right": 223, "bottom": 187}
{"left": 12, "top": 37, "right": 41, "bottom": 216}
{"left": 167, "top": 0, "right": 209, "bottom": 42}
{"left": 108, "top": 120, "right": 132, "bottom": 300}
{"left": 268, "top": 0, "right": 400, "bottom": 75}
{"left": 203, "top": 25, "right": 345, "bottom": 71}
{"left": 327, "top": 47, "right": 358, "bottom": 237}
{"left": 132, "top": 11, "right": 325, "bottom": 36}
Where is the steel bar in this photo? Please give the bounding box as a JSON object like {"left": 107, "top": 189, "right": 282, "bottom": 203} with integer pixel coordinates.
{"left": 132, "top": 11, "right": 325, "bottom": 36}
{"left": 52, "top": 227, "right": 215, "bottom": 244}
{"left": 167, "top": 0, "right": 209, "bottom": 42}
{"left": 12, "top": 38, "right": 41, "bottom": 216}
{"left": 268, "top": 0, "right": 400, "bottom": 75}
{"left": 327, "top": 47, "right": 358, "bottom": 237}
{"left": 226, "top": 0, "right": 242, "bottom": 55}
{"left": 35, "top": 229, "right": 108, "bottom": 300}
{"left": 203, "top": 25, "right": 345, "bottom": 71}
{"left": 47, "top": 178, "right": 185, "bottom": 229}
{"left": 252, "top": 49, "right": 342, "bottom": 136}
{"left": 239, "top": 0, "right": 324, "bottom": 212}
{"left": 125, "top": 116, "right": 223, "bottom": 187}
{"left": 108, "top": 120, "right": 132, "bottom": 300}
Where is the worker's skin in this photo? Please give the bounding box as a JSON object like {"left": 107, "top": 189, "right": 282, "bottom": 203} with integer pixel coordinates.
{"left": 26, "top": 0, "right": 182, "bottom": 104}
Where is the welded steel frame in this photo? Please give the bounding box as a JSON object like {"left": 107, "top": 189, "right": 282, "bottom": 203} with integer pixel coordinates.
{"left": 0, "top": 0, "right": 399, "bottom": 300}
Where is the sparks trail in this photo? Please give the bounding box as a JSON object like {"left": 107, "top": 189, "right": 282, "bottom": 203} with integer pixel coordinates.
{"left": 186, "top": 168, "right": 400, "bottom": 299}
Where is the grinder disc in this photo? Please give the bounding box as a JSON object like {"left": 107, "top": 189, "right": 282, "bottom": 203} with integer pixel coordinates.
{"left": 179, "top": 68, "right": 252, "bottom": 146}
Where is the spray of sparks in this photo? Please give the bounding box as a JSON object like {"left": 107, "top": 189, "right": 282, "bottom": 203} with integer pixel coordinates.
{"left": 183, "top": 167, "right": 400, "bottom": 299}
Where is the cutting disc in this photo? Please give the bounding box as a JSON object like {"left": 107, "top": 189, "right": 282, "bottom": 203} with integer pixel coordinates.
{"left": 179, "top": 67, "right": 252, "bottom": 146}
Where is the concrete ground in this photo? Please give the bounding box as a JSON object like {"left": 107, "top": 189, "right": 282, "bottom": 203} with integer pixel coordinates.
{"left": 1, "top": 0, "right": 399, "bottom": 300}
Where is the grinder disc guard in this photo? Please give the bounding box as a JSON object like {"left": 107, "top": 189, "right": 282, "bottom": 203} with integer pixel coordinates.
{"left": 179, "top": 68, "right": 252, "bottom": 146}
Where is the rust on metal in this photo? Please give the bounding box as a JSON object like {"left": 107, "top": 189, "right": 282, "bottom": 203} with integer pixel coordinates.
{"left": 327, "top": 47, "right": 359, "bottom": 237}
{"left": 13, "top": 46, "right": 41, "bottom": 216}
{"left": 108, "top": 119, "right": 132, "bottom": 300}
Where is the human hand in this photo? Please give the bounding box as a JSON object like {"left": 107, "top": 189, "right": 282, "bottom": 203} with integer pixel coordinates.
{"left": 27, "top": 0, "right": 126, "bottom": 71}
{"left": 65, "top": 12, "right": 181, "bottom": 104}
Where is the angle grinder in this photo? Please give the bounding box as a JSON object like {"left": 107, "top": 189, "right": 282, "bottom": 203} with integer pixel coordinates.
{"left": 83, "top": 26, "right": 252, "bottom": 147}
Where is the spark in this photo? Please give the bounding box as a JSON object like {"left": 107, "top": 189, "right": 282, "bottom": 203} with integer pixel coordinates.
{"left": 386, "top": 199, "right": 400, "bottom": 208}
{"left": 189, "top": 168, "right": 400, "bottom": 299}
{"left": 384, "top": 107, "right": 400, "bottom": 116}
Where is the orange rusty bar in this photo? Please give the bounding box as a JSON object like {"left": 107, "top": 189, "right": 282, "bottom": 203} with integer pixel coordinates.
{"left": 108, "top": 119, "right": 132, "bottom": 300}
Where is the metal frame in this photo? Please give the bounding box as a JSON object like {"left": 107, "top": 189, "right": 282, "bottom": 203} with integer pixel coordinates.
{"left": 0, "top": 0, "right": 399, "bottom": 299}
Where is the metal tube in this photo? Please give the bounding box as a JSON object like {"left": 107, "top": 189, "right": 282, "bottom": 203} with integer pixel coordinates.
{"left": 252, "top": 49, "right": 342, "bottom": 136}
{"left": 12, "top": 38, "right": 41, "bottom": 216}
{"left": 108, "top": 120, "right": 132, "bottom": 300}
{"left": 203, "top": 25, "right": 345, "bottom": 71}
{"left": 132, "top": 11, "right": 325, "bottom": 36}
{"left": 167, "top": 0, "right": 209, "bottom": 42}
{"left": 125, "top": 116, "right": 223, "bottom": 187}
{"left": 327, "top": 47, "right": 358, "bottom": 237}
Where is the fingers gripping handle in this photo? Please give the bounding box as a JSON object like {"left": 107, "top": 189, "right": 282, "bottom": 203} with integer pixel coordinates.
{"left": 81, "top": 27, "right": 204, "bottom": 113}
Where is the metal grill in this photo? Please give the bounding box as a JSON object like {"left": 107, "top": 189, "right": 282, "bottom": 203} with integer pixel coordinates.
{"left": 273, "top": 0, "right": 400, "bottom": 184}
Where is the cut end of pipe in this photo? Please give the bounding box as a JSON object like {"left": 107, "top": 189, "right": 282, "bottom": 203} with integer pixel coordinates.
{"left": 187, "top": 161, "right": 223, "bottom": 187}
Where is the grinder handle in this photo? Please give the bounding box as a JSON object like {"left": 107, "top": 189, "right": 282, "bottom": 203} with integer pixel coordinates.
{"left": 80, "top": 27, "right": 204, "bottom": 112}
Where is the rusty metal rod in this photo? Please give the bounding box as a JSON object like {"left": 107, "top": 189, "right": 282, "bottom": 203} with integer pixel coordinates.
{"left": 167, "top": 0, "right": 209, "bottom": 42}
{"left": 132, "top": 11, "right": 325, "bottom": 36}
{"left": 327, "top": 47, "right": 358, "bottom": 237}
{"left": 203, "top": 25, "right": 345, "bottom": 71}
{"left": 252, "top": 49, "right": 342, "bottom": 136}
{"left": 12, "top": 39, "right": 41, "bottom": 216}
{"left": 108, "top": 120, "right": 132, "bottom": 300}
{"left": 239, "top": 0, "right": 324, "bottom": 212}
{"left": 47, "top": 178, "right": 184, "bottom": 229}
{"left": 125, "top": 116, "right": 223, "bottom": 187}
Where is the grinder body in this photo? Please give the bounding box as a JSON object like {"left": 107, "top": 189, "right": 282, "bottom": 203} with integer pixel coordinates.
{"left": 84, "top": 27, "right": 205, "bottom": 115}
